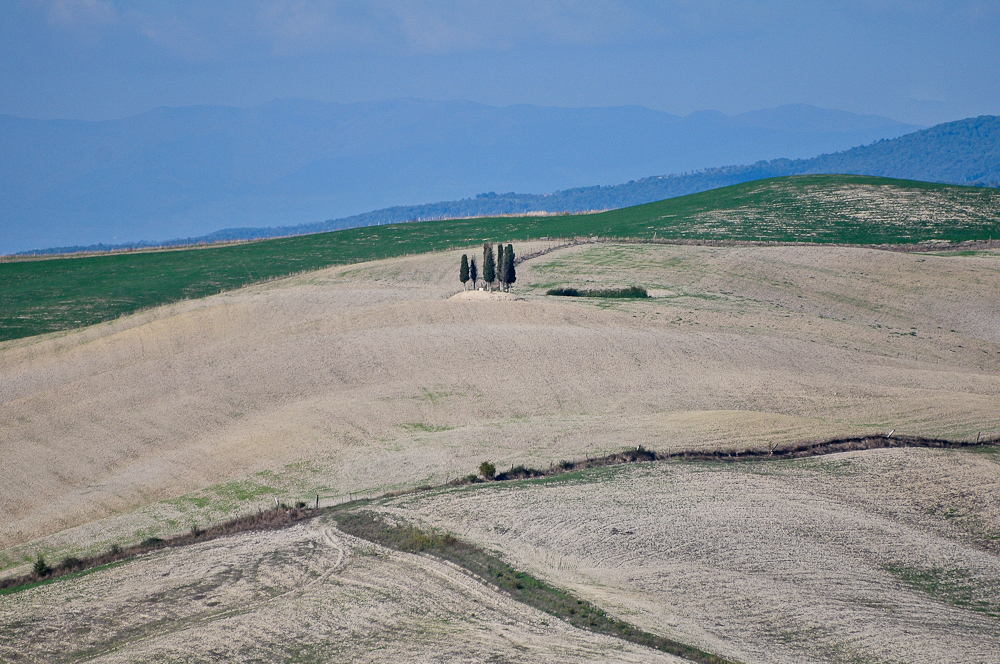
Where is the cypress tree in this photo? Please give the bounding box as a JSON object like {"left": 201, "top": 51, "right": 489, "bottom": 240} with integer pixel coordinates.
{"left": 483, "top": 242, "right": 496, "bottom": 291}
{"left": 497, "top": 244, "right": 506, "bottom": 290}
{"left": 505, "top": 244, "right": 516, "bottom": 290}
{"left": 459, "top": 254, "right": 469, "bottom": 289}
{"left": 469, "top": 257, "right": 478, "bottom": 289}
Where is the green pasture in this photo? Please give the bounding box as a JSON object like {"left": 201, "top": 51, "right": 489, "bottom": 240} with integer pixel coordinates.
{"left": 3, "top": 175, "right": 999, "bottom": 342}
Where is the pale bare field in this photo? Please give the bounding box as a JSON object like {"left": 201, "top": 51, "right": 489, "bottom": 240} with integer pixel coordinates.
{"left": 2, "top": 242, "right": 999, "bottom": 576}
{"left": 372, "top": 447, "right": 1000, "bottom": 664}
{"left": 687, "top": 180, "right": 1000, "bottom": 241}
{"left": 0, "top": 517, "right": 683, "bottom": 664}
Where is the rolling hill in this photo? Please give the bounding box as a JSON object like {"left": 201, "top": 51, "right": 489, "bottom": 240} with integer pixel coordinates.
{"left": 2, "top": 174, "right": 999, "bottom": 342}
{"left": 3, "top": 239, "right": 999, "bottom": 663}
{"left": 43, "top": 114, "right": 997, "bottom": 253}
{"left": 4, "top": 99, "right": 1000, "bottom": 664}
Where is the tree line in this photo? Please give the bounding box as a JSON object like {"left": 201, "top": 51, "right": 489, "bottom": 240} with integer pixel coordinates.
{"left": 460, "top": 242, "right": 516, "bottom": 291}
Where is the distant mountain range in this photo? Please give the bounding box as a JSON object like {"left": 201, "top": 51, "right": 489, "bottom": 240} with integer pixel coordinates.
{"left": 205, "top": 114, "right": 1000, "bottom": 242}
{"left": 1, "top": 100, "right": 921, "bottom": 254}
{"left": 20, "top": 113, "right": 998, "bottom": 255}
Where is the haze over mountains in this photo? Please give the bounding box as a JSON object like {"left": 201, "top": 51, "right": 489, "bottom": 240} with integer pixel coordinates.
{"left": 0, "top": 100, "right": 920, "bottom": 254}
{"left": 224, "top": 114, "right": 1000, "bottom": 246}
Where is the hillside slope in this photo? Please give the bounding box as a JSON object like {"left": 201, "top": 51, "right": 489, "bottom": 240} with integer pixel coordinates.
{"left": 3, "top": 242, "right": 999, "bottom": 568}
{"left": 9, "top": 446, "right": 1000, "bottom": 664}
{"left": 370, "top": 450, "right": 1000, "bottom": 664}
{"left": 3, "top": 175, "right": 999, "bottom": 342}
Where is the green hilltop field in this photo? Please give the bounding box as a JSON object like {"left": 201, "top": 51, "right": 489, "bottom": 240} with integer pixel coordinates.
{"left": 2, "top": 174, "right": 999, "bottom": 342}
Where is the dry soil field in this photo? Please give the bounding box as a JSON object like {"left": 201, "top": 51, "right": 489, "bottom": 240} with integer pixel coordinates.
{"left": 0, "top": 518, "right": 685, "bottom": 664}
{"left": 2, "top": 242, "right": 999, "bottom": 571}
{"left": 1, "top": 241, "right": 999, "bottom": 662}
{"left": 371, "top": 446, "right": 1000, "bottom": 664}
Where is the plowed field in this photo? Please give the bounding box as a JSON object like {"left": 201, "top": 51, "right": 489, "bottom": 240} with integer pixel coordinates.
{"left": 369, "top": 447, "right": 1000, "bottom": 664}
{"left": 1, "top": 518, "right": 683, "bottom": 663}
{"left": 3, "top": 243, "right": 999, "bottom": 576}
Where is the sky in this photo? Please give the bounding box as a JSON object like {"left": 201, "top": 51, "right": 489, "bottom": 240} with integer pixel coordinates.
{"left": 1, "top": 1, "right": 998, "bottom": 125}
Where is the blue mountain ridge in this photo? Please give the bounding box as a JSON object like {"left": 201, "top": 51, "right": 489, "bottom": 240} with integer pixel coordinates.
{"left": 1, "top": 100, "right": 921, "bottom": 254}
{"left": 20, "top": 114, "right": 999, "bottom": 256}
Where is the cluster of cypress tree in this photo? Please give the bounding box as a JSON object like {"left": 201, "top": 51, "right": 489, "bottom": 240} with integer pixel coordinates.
{"left": 497, "top": 243, "right": 516, "bottom": 291}
{"left": 459, "top": 243, "right": 515, "bottom": 291}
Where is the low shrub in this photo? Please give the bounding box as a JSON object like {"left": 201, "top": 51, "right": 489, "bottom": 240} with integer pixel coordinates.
{"left": 547, "top": 286, "right": 648, "bottom": 299}
{"left": 59, "top": 556, "right": 84, "bottom": 572}
{"left": 2, "top": 506, "right": 316, "bottom": 595}
{"left": 448, "top": 474, "right": 482, "bottom": 486}
{"left": 495, "top": 464, "right": 545, "bottom": 481}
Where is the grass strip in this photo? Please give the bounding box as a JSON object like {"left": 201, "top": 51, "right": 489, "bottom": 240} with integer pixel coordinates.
{"left": 332, "top": 510, "right": 740, "bottom": 664}
{"left": 547, "top": 285, "right": 649, "bottom": 298}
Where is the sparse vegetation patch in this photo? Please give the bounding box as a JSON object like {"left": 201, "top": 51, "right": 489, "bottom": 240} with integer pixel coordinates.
{"left": 882, "top": 563, "right": 1000, "bottom": 618}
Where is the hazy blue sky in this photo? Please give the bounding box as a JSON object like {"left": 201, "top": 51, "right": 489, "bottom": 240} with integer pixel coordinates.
{"left": 2, "top": 1, "right": 998, "bottom": 125}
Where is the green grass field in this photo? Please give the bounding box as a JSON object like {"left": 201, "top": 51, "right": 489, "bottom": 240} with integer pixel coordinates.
{"left": 3, "top": 174, "right": 999, "bottom": 342}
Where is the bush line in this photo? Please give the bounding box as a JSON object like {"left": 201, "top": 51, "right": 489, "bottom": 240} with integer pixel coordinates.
{"left": 332, "top": 510, "right": 740, "bottom": 664}
{"left": 662, "top": 432, "right": 1000, "bottom": 462}
{"left": 451, "top": 433, "right": 1000, "bottom": 488}
{"left": 1, "top": 505, "right": 315, "bottom": 594}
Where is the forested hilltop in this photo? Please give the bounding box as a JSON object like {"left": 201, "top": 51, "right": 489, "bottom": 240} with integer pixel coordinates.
{"left": 1, "top": 100, "right": 917, "bottom": 255}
